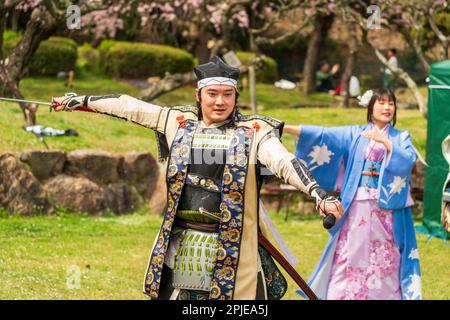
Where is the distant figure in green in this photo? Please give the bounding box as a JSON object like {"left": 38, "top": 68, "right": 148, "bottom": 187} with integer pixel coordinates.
{"left": 383, "top": 48, "right": 398, "bottom": 92}
{"left": 315, "top": 62, "right": 340, "bottom": 93}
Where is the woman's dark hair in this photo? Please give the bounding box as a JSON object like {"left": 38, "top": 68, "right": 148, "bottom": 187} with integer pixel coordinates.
{"left": 196, "top": 88, "right": 240, "bottom": 120}
{"left": 388, "top": 48, "right": 397, "bottom": 55}
{"left": 366, "top": 88, "right": 397, "bottom": 127}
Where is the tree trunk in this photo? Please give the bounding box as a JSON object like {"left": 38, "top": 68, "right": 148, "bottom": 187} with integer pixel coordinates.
{"left": 7, "top": 8, "right": 56, "bottom": 82}
{"left": 195, "top": 26, "right": 210, "bottom": 64}
{"left": 248, "top": 65, "right": 257, "bottom": 113}
{"left": 1, "top": 2, "right": 105, "bottom": 125}
{"left": 340, "top": 16, "right": 358, "bottom": 108}
{"left": 0, "top": 64, "right": 29, "bottom": 121}
{"left": 11, "top": 8, "right": 19, "bottom": 32}
{"left": 0, "top": 7, "right": 56, "bottom": 124}
{"left": 443, "top": 42, "right": 449, "bottom": 60}
{"left": 302, "top": 14, "right": 334, "bottom": 94}
{"left": 0, "top": 5, "right": 6, "bottom": 60}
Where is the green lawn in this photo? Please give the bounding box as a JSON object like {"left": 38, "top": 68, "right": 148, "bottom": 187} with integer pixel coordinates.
{"left": 0, "top": 209, "right": 447, "bottom": 300}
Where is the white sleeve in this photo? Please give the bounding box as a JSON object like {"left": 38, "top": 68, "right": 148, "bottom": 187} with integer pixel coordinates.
{"left": 85, "top": 94, "right": 168, "bottom": 133}
{"left": 257, "top": 136, "right": 318, "bottom": 195}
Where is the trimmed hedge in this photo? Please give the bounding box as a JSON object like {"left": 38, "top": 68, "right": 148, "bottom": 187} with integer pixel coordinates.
{"left": 77, "top": 43, "right": 100, "bottom": 73}
{"left": 98, "top": 40, "right": 195, "bottom": 78}
{"left": 29, "top": 37, "right": 78, "bottom": 76}
{"left": 2, "top": 32, "right": 78, "bottom": 76}
{"left": 236, "top": 51, "right": 278, "bottom": 83}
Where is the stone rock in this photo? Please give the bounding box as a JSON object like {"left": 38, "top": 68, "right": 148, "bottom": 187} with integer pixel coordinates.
{"left": 105, "top": 182, "right": 141, "bottom": 214}
{"left": 1, "top": 149, "right": 164, "bottom": 216}
{"left": 0, "top": 153, "right": 53, "bottom": 215}
{"left": 19, "top": 150, "right": 66, "bottom": 181}
{"left": 65, "top": 150, "right": 123, "bottom": 185}
{"left": 121, "top": 152, "right": 159, "bottom": 198}
{"left": 45, "top": 175, "right": 105, "bottom": 214}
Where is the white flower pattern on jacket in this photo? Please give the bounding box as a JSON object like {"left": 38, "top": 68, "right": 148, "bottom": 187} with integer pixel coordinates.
{"left": 308, "top": 144, "right": 334, "bottom": 171}
{"left": 388, "top": 176, "right": 406, "bottom": 195}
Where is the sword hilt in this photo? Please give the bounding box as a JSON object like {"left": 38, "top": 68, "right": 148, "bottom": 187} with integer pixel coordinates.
{"left": 50, "top": 92, "right": 78, "bottom": 112}
{"left": 320, "top": 196, "right": 340, "bottom": 229}
{"left": 323, "top": 213, "right": 336, "bottom": 229}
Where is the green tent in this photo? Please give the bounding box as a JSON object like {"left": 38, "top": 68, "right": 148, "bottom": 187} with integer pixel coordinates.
{"left": 418, "top": 60, "right": 450, "bottom": 239}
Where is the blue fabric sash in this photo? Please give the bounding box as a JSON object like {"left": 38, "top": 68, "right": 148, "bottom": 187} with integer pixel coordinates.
{"left": 358, "top": 161, "right": 381, "bottom": 189}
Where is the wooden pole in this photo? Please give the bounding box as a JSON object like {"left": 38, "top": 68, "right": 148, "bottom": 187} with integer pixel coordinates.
{"left": 249, "top": 65, "right": 257, "bottom": 114}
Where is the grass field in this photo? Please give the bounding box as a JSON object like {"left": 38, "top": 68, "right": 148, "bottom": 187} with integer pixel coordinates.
{"left": 0, "top": 75, "right": 444, "bottom": 300}
{"left": 0, "top": 208, "right": 448, "bottom": 300}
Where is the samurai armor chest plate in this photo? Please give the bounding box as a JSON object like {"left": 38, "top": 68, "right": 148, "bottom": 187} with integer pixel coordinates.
{"left": 172, "top": 229, "right": 218, "bottom": 291}
{"left": 178, "top": 126, "right": 232, "bottom": 213}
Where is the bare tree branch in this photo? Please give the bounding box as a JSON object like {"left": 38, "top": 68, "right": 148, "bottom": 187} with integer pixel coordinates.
{"left": 79, "top": 0, "right": 110, "bottom": 13}
{"left": 382, "top": 6, "right": 432, "bottom": 73}
{"left": 251, "top": 10, "right": 282, "bottom": 36}
{"left": 255, "top": 14, "right": 312, "bottom": 46}
{"left": 139, "top": 72, "right": 196, "bottom": 102}
{"left": 5, "top": 0, "right": 24, "bottom": 10}
{"left": 0, "top": 4, "right": 6, "bottom": 60}
{"left": 399, "top": 27, "right": 431, "bottom": 73}
{"left": 373, "top": 47, "right": 427, "bottom": 117}
{"left": 0, "top": 0, "right": 113, "bottom": 125}
{"left": 7, "top": 7, "right": 56, "bottom": 80}
{"left": 428, "top": 12, "right": 448, "bottom": 43}
{"left": 226, "top": 0, "right": 252, "bottom": 12}
{"left": 349, "top": 5, "right": 428, "bottom": 117}
{"left": 427, "top": 14, "right": 449, "bottom": 60}
{"left": 0, "top": 62, "right": 28, "bottom": 120}
{"left": 42, "top": 0, "right": 67, "bottom": 20}
{"left": 251, "top": 1, "right": 301, "bottom": 36}
{"left": 138, "top": 57, "right": 254, "bottom": 102}
{"left": 339, "top": 6, "right": 358, "bottom": 107}
{"left": 42, "top": 0, "right": 110, "bottom": 20}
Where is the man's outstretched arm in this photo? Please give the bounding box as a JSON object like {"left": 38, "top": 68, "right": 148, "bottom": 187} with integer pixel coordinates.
{"left": 52, "top": 94, "right": 168, "bottom": 133}
{"left": 258, "top": 136, "right": 344, "bottom": 222}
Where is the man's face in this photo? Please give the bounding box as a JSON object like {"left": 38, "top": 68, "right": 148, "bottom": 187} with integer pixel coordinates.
{"left": 197, "top": 85, "right": 236, "bottom": 125}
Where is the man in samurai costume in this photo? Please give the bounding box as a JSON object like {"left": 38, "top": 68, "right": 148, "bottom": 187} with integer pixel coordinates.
{"left": 52, "top": 56, "right": 343, "bottom": 300}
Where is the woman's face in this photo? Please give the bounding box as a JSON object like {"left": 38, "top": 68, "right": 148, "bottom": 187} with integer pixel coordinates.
{"left": 197, "top": 85, "right": 236, "bottom": 126}
{"left": 371, "top": 96, "right": 395, "bottom": 125}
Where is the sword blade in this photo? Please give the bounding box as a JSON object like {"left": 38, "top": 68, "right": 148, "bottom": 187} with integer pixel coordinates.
{"left": 0, "top": 97, "right": 51, "bottom": 106}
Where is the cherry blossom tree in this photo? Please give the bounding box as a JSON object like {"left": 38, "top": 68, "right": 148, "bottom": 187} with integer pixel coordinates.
{"left": 77, "top": 0, "right": 315, "bottom": 100}
{"left": 77, "top": 1, "right": 311, "bottom": 62}
{"left": 0, "top": 0, "right": 108, "bottom": 124}
{"left": 2, "top": 1, "right": 312, "bottom": 120}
